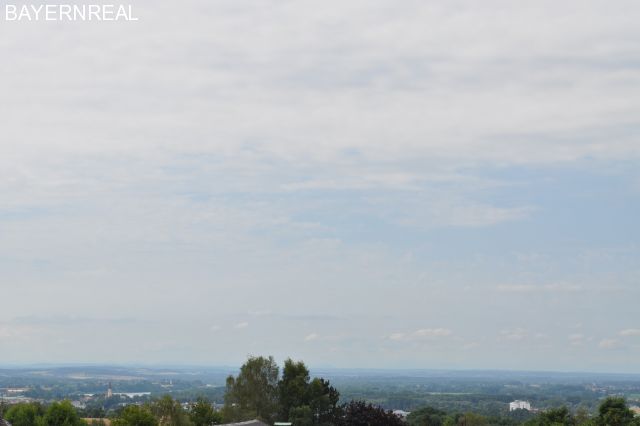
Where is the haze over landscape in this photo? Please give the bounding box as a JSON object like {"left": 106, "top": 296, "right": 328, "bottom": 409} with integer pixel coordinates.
{"left": 1, "top": 0, "right": 639, "bottom": 373}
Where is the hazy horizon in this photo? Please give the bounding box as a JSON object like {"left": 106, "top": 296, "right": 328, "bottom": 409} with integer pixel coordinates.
{"left": 3, "top": 363, "right": 640, "bottom": 379}
{"left": 1, "top": 1, "right": 639, "bottom": 373}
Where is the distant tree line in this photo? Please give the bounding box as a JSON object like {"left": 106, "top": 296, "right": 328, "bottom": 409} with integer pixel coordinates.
{"left": 406, "top": 397, "right": 640, "bottom": 426}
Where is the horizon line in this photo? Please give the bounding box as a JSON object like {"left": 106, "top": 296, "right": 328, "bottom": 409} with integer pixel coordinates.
{"left": 1, "top": 363, "right": 639, "bottom": 377}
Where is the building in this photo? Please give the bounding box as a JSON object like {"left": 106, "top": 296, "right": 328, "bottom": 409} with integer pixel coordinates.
{"left": 106, "top": 383, "right": 113, "bottom": 399}
{"left": 509, "top": 400, "right": 532, "bottom": 411}
{"left": 71, "top": 400, "right": 86, "bottom": 409}
{"left": 393, "top": 410, "right": 411, "bottom": 419}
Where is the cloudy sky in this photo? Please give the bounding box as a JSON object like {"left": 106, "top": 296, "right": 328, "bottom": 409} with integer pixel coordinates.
{"left": 1, "top": 0, "right": 639, "bottom": 373}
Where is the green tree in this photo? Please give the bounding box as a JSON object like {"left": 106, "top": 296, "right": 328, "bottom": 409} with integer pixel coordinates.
{"left": 81, "top": 407, "right": 106, "bottom": 420}
{"left": 113, "top": 406, "right": 157, "bottom": 426}
{"left": 5, "top": 403, "right": 45, "bottom": 426}
{"left": 575, "top": 407, "right": 593, "bottom": 426}
{"left": 458, "top": 412, "right": 489, "bottom": 426}
{"left": 279, "top": 359, "right": 310, "bottom": 420}
{"left": 307, "top": 378, "right": 340, "bottom": 425}
{"left": 289, "top": 405, "right": 314, "bottom": 426}
{"left": 43, "top": 401, "right": 84, "bottom": 426}
{"left": 188, "top": 398, "right": 222, "bottom": 426}
{"left": 407, "top": 406, "right": 448, "bottom": 426}
{"left": 275, "top": 359, "right": 340, "bottom": 425}
{"left": 151, "top": 396, "right": 191, "bottom": 426}
{"left": 223, "top": 356, "right": 279, "bottom": 424}
{"left": 597, "top": 397, "right": 635, "bottom": 426}
{"left": 524, "top": 406, "right": 576, "bottom": 426}
{"left": 337, "top": 400, "right": 404, "bottom": 426}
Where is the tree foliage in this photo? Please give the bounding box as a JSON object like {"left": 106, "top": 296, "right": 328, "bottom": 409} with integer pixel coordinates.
{"left": 458, "top": 412, "right": 490, "bottom": 426}
{"left": 222, "top": 356, "right": 341, "bottom": 425}
{"left": 279, "top": 359, "right": 311, "bottom": 420}
{"left": 408, "top": 406, "right": 449, "bottom": 426}
{"left": 43, "top": 401, "right": 85, "bottom": 426}
{"left": 113, "top": 405, "right": 157, "bottom": 426}
{"left": 5, "top": 403, "right": 46, "bottom": 426}
{"left": 308, "top": 378, "right": 341, "bottom": 425}
{"left": 524, "top": 406, "right": 575, "bottom": 426}
{"left": 336, "top": 400, "right": 404, "bottom": 426}
{"left": 277, "top": 359, "right": 340, "bottom": 425}
{"left": 223, "top": 356, "right": 280, "bottom": 424}
{"left": 596, "top": 397, "right": 636, "bottom": 426}
{"left": 150, "top": 396, "right": 191, "bottom": 426}
{"left": 188, "top": 398, "right": 222, "bottom": 426}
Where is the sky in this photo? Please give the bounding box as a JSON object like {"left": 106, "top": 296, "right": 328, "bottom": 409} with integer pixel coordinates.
{"left": 0, "top": 0, "right": 639, "bottom": 373}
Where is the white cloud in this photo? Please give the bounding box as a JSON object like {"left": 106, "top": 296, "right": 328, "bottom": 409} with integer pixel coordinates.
{"left": 388, "top": 328, "right": 453, "bottom": 341}
{"left": 304, "top": 333, "right": 319, "bottom": 342}
{"left": 500, "top": 328, "right": 528, "bottom": 341}
{"left": 496, "top": 285, "right": 539, "bottom": 293}
{"left": 234, "top": 322, "right": 249, "bottom": 329}
{"left": 598, "top": 339, "right": 621, "bottom": 349}
{"left": 248, "top": 310, "right": 273, "bottom": 317}
{"left": 395, "top": 200, "right": 533, "bottom": 229}
{"left": 414, "top": 328, "right": 453, "bottom": 337}
{"left": 0, "top": 323, "right": 38, "bottom": 341}
{"left": 619, "top": 329, "right": 640, "bottom": 336}
{"left": 568, "top": 334, "right": 585, "bottom": 346}
{"left": 496, "top": 283, "right": 582, "bottom": 293}
{"left": 388, "top": 333, "right": 406, "bottom": 341}
{"left": 463, "top": 342, "right": 481, "bottom": 350}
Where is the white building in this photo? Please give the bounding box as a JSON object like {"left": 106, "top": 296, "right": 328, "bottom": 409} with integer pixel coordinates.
{"left": 393, "top": 410, "right": 411, "bottom": 419}
{"left": 509, "top": 400, "right": 531, "bottom": 411}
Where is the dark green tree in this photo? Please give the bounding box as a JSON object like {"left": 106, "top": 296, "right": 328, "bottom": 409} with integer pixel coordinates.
{"left": 289, "top": 405, "right": 314, "bottom": 426}
{"left": 43, "top": 401, "right": 84, "bottom": 426}
{"left": 81, "top": 407, "right": 106, "bottom": 420}
{"left": 279, "top": 359, "right": 311, "bottom": 420}
{"left": 525, "top": 406, "right": 575, "bottom": 426}
{"left": 151, "top": 396, "right": 191, "bottom": 426}
{"left": 307, "top": 378, "right": 340, "bottom": 425}
{"left": 113, "top": 406, "right": 157, "bottom": 426}
{"left": 5, "top": 403, "right": 45, "bottom": 426}
{"left": 188, "top": 398, "right": 222, "bottom": 426}
{"left": 407, "top": 406, "right": 448, "bottom": 426}
{"left": 458, "top": 412, "right": 489, "bottom": 426}
{"left": 276, "top": 359, "right": 340, "bottom": 425}
{"left": 223, "top": 356, "right": 280, "bottom": 424}
{"left": 543, "top": 407, "right": 574, "bottom": 426}
{"left": 597, "top": 397, "right": 635, "bottom": 426}
{"left": 337, "top": 400, "right": 404, "bottom": 426}
{"left": 574, "top": 407, "right": 593, "bottom": 426}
